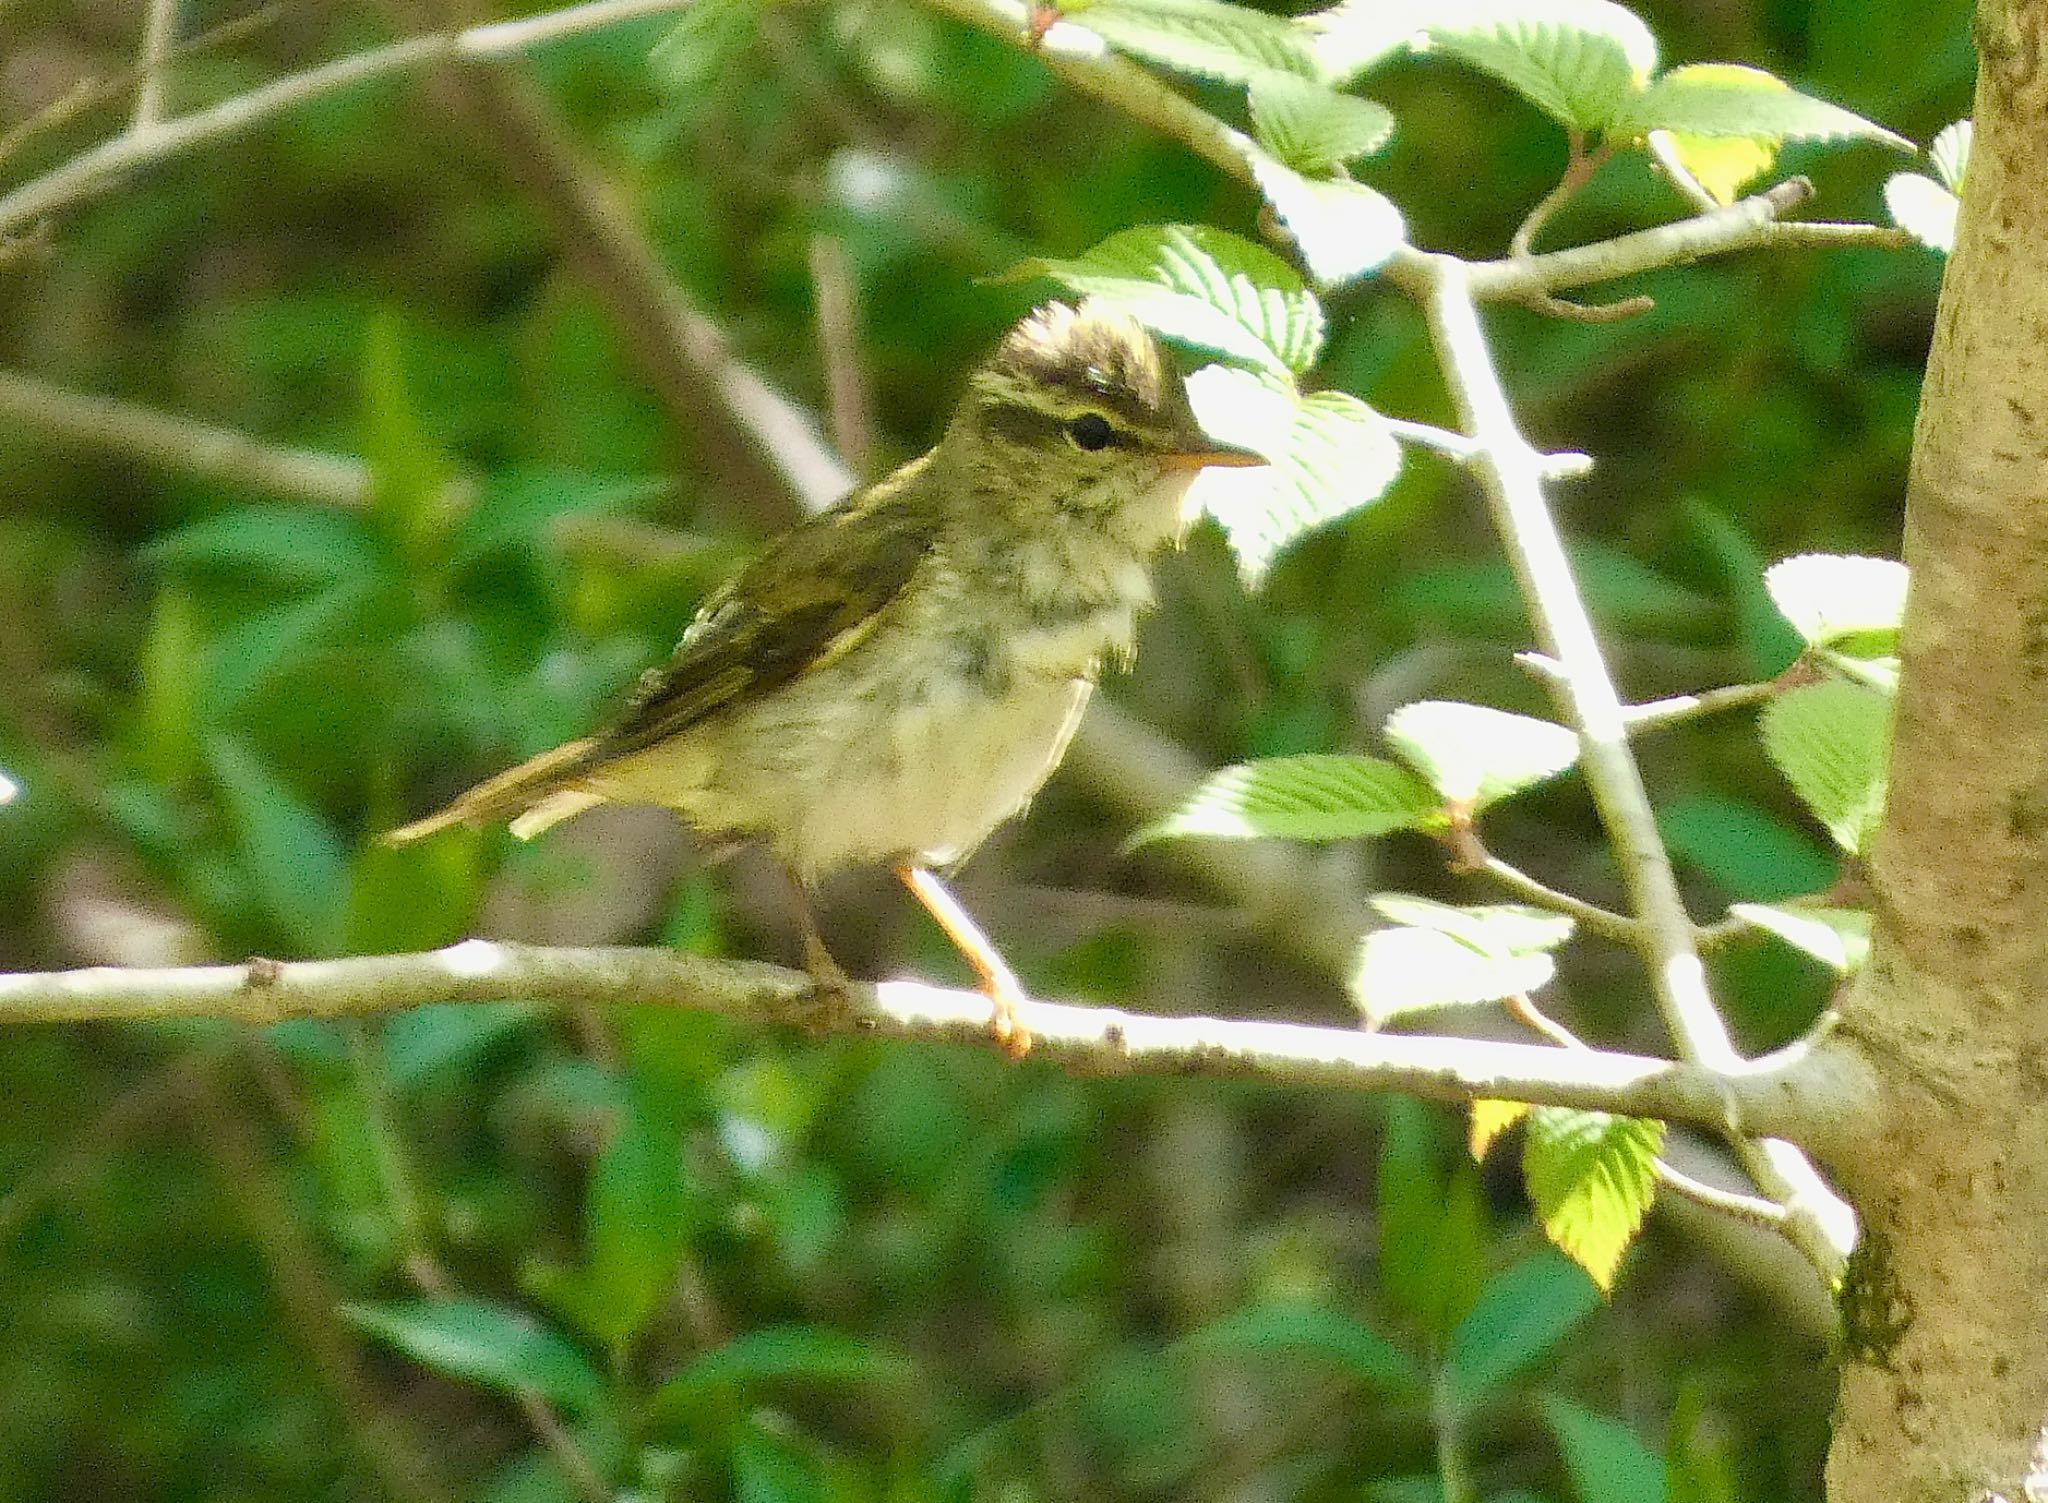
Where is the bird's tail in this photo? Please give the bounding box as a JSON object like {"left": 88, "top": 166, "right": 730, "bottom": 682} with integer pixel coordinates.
{"left": 383, "top": 738, "right": 605, "bottom": 847}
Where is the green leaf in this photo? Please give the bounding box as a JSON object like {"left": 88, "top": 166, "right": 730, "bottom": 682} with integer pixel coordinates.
{"left": 1522, "top": 1108, "right": 1662, "bottom": 1292}
{"left": 344, "top": 833, "right": 481, "bottom": 956}
{"left": 650, "top": 0, "right": 764, "bottom": 93}
{"left": 343, "top": 1299, "right": 606, "bottom": 1412}
{"left": 1135, "top": 753, "right": 1441, "bottom": 845}
{"left": 206, "top": 580, "right": 380, "bottom": 716}
{"left": 1186, "top": 368, "right": 1403, "bottom": 583}
{"left": 361, "top": 312, "right": 461, "bottom": 566}
{"left": 1544, "top": 1396, "right": 1668, "bottom": 1503}
{"left": 1378, "top": 1098, "right": 1487, "bottom": 1343}
{"left": 1368, "top": 894, "right": 1575, "bottom": 954}
{"left": 134, "top": 588, "right": 204, "bottom": 784}
{"left": 1618, "top": 63, "right": 1909, "bottom": 148}
{"left": 1445, "top": 1250, "right": 1601, "bottom": 1407}
{"left": 383, "top": 1003, "right": 539, "bottom": 1090}
{"left": 1248, "top": 74, "right": 1396, "bottom": 172}
{"left": 1019, "top": 224, "right": 1324, "bottom": 374}
{"left": 1425, "top": 0, "right": 1658, "bottom": 134}
{"left": 1350, "top": 925, "right": 1556, "bottom": 1024}
{"left": 1188, "top": 1299, "right": 1423, "bottom": 1389}
{"left": 206, "top": 736, "right": 346, "bottom": 953}
{"left": 1248, "top": 157, "right": 1408, "bottom": 286}
{"left": 1765, "top": 554, "right": 1908, "bottom": 654}
{"left": 730, "top": 1425, "right": 830, "bottom": 1503}
{"left": 1384, "top": 701, "right": 1580, "bottom": 809}
{"left": 1759, "top": 679, "right": 1891, "bottom": 854}
{"left": 450, "top": 471, "right": 672, "bottom": 569}
{"left": 533, "top": 1092, "right": 692, "bottom": 1350}
{"left": 1884, "top": 172, "right": 1960, "bottom": 253}
{"left": 1068, "top": 0, "right": 1319, "bottom": 84}
{"left": 651, "top": 1326, "right": 912, "bottom": 1428}
{"left": 147, "top": 507, "right": 381, "bottom": 586}
{"left": 1729, "top": 901, "right": 1870, "bottom": 975}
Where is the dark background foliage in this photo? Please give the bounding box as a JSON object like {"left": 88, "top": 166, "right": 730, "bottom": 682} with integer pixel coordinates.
{"left": 0, "top": 0, "right": 1971, "bottom": 1496}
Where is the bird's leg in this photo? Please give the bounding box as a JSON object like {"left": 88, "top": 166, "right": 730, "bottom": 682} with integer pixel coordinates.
{"left": 896, "top": 865, "right": 1033, "bottom": 1060}
{"left": 784, "top": 867, "right": 856, "bottom": 1033}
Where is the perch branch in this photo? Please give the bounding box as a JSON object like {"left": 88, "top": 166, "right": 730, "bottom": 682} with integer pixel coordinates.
{"left": 0, "top": 942, "right": 1868, "bottom": 1142}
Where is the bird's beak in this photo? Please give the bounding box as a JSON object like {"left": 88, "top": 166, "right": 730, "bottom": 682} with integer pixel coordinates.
{"left": 1160, "top": 441, "right": 1268, "bottom": 472}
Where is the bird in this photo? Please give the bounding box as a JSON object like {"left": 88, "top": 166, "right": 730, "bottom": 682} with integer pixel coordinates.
{"left": 385, "top": 300, "right": 1266, "bottom": 1056}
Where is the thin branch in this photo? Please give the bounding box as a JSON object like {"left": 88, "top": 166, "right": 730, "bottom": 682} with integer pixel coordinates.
{"left": 1387, "top": 248, "right": 1856, "bottom": 1280}
{"left": 811, "top": 233, "right": 876, "bottom": 475}
{"left": 1469, "top": 853, "right": 1639, "bottom": 944}
{"left": 1517, "top": 653, "right": 1779, "bottom": 732}
{"left": 0, "top": 367, "right": 369, "bottom": 505}
{"left": 1510, "top": 135, "right": 1603, "bottom": 259}
{"left": 0, "top": 0, "right": 695, "bottom": 242}
{"left": 132, "top": 0, "right": 183, "bottom": 131}
{"left": 0, "top": 942, "right": 1867, "bottom": 1141}
{"left": 1645, "top": 131, "right": 1721, "bottom": 213}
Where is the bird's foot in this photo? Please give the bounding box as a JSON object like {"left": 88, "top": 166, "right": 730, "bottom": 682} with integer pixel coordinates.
{"left": 796, "top": 931, "right": 860, "bottom": 1037}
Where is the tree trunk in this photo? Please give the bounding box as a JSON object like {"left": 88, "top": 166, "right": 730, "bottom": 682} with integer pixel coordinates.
{"left": 1830, "top": 3, "right": 2048, "bottom": 1497}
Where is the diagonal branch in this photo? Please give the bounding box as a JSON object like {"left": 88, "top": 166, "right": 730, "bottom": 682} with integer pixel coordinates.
{"left": 0, "top": 942, "right": 1870, "bottom": 1141}
{"left": 1386, "top": 248, "right": 1858, "bottom": 1280}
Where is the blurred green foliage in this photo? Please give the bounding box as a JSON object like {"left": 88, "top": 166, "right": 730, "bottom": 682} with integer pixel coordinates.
{"left": 0, "top": 0, "right": 1965, "bottom": 1496}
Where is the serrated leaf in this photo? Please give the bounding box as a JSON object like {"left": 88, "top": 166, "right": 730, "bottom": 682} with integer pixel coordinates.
{"left": 1425, "top": 0, "right": 1657, "bottom": 133}
{"left": 1523, "top": 1108, "right": 1662, "bottom": 1292}
{"left": 1660, "top": 130, "right": 1778, "bottom": 205}
{"left": 1186, "top": 368, "right": 1403, "bottom": 583}
{"left": 1469, "top": 1099, "right": 1532, "bottom": 1160}
{"left": 1019, "top": 224, "right": 1323, "bottom": 374}
{"left": 1759, "top": 680, "right": 1891, "bottom": 854}
{"left": 1930, "top": 118, "right": 1972, "bottom": 191}
{"left": 650, "top": 0, "right": 764, "bottom": 93}
{"left": 1350, "top": 926, "right": 1556, "bottom": 1024}
{"left": 1545, "top": 1397, "right": 1669, "bottom": 1503}
{"left": 1248, "top": 157, "right": 1407, "bottom": 286}
{"left": 1618, "top": 63, "right": 1909, "bottom": 148}
{"left": 1384, "top": 701, "right": 1581, "bottom": 809}
{"left": 1188, "top": 1300, "right": 1422, "bottom": 1389}
{"left": 1885, "top": 172, "right": 1960, "bottom": 253}
{"left": 1136, "top": 753, "right": 1442, "bottom": 844}
{"left": 1729, "top": 901, "right": 1870, "bottom": 975}
{"left": 1299, "top": 0, "right": 1419, "bottom": 84}
{"left": 1368, "top": 894, "right": 1576, "bottom": 953}
{"left": 1445, "top": 1250, "right": 1600, "bottom": 1405}
{"left": 1249, "top": 74, "right": 1396, "bottom": 172}
{"left": 343, "top": 1299, "right": 606, "bottom": 1412}
{"left": 1069, "top": 0, "right": 1319, "bottom": 83}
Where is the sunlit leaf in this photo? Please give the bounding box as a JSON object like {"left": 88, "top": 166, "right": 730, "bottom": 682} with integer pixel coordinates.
{"left": 1470, "top": 1098, "right": 1533, "bottom": 1159}
{"left": 1187, "top": 367, "right": 1403, "bottom": 582}
{"left": 344, "top": 1299, "right": 606, "bottom": 1412}
{"left": 1930, "top": 118, "right": 1972, "bottom": 191}
{"left": 1248, "top": 157, "right": 1408, "bottom": 285}
{"left": 1759, "top": 679, "right": 1892, "bottom": 854}
{"left": 1135, "top": 752, "right": 1442, "bottom": 844}
{"left": 1885, "top": 172, "right": 1960, "bottom": 253}
{"left": 1350, "top": 926, "right": 1556, "bottom": 1024}
{"left": 1618, "top": 62, "right": 1909, "bottom": 148}
{"left": 1523, "top": 1107, "right": 1662, "bottom": 1292}
{"left": 1425, "top": 0, "right": 1658, "bottom": 133}
{"left": 1299, "top": 0, "right": 1419, "bottom": 83}
{"left": 1067, "top": 0, "right": 1319, "bottom": 83}
{"left": 1248, "top": 74, "right": 1396, "bottom": 172}
{"left": 1729, "top": 901, "right": 1870, "bottom": 974}
{"left": 1020, "top": 223, "right": 1324, "bottom": 374}
{"left": 1368, "top": 894, "right": 1576, "bottom": 953}
{"left": 1383, "top": 700, "right": 1581, "bottom": 809}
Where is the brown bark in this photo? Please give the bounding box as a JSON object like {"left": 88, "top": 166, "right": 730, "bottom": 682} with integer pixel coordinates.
{"left": 1830, "top": 3, "right": 2048, "bottom": 1497}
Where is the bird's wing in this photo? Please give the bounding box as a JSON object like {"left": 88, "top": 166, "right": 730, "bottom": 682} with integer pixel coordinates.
{"left": 589, "top": 481, "right": 937, "bottom": 765}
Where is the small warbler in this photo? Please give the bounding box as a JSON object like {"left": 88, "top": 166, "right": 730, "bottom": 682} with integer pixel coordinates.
{"left": 387, "top": 301, "right": 1265, "bottom": 1055}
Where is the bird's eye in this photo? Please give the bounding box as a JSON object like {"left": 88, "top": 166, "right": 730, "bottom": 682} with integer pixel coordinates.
{"left": 1066, "top": 413, "right": 1117, "bottom": 451}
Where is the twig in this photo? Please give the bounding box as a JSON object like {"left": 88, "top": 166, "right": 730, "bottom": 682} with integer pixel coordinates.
{"left": 0, "top": 0, "right": 696, "bottom": 242}
{"left": 0, "top": 941, "right": 1869, "bottom": 1141}
{"left": 1646, "top": 131, "right": 1721, "bottom": 213}
{"left": 0, "top": 367, "right": 369, "bottom": 506}
{"left": 1388, "top": 248, "right": 1856, "bottom": 1280}
{"left": 1469, "top": 853, "right": 1638, "bottom": 944}
{"left": 132, "top": 0, "right": 183, "bottom": 131}
{"left": 811, "top": 233, "right": 876, "bottom": 475}
{"left": 1517, "top": 654, "right": 1779, "bottom": 732}
{"left": 1510, "top": 136, "right": 1606, "bottom": 258}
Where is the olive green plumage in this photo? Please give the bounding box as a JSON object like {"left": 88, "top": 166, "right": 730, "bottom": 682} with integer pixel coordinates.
{"left": 386, "top": 301, "right": 1261, "bottom": 878}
